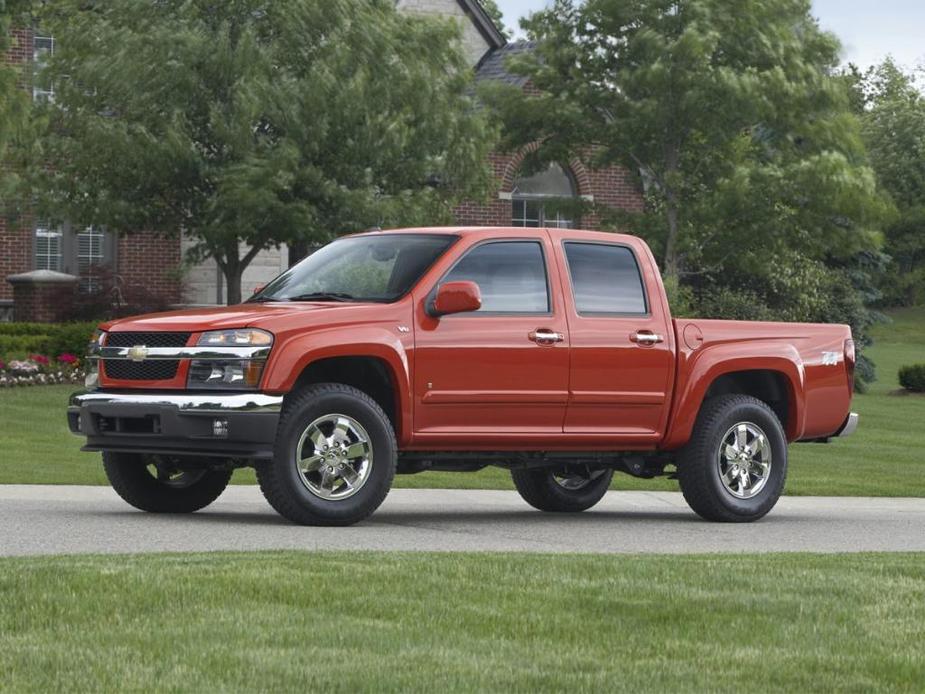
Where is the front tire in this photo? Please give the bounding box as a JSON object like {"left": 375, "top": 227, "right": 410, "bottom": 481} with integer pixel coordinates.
{"left": 511, "top": 465, "right": 613, "bottom": 513}
{"left": 257, "top": 383, "right": 396, "bottom": 526}
{"left": 677, "top": 394, "right": 787, "bottom": 522}
{"left": 103, "top": 452, "right": 232, "bottom": 513}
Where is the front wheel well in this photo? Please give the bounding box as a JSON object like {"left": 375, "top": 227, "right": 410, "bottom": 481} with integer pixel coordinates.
{"left": 291, "top": 357, "right": 398, "bottom": 432}
{"left": 703, "top": 370, "right": 793, "bottom": 436}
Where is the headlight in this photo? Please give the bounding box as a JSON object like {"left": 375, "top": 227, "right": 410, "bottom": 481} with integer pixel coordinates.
{"left": 187, "top": 360, "right": 266, "bottom": 390}
{"left": 197, "top": 329, "right": 273, "bottom": 346}
{"left": 188, "top": 329, "right": 272, "bottom": 390}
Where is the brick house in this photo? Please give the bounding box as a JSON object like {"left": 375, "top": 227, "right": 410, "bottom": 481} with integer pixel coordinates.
{"left": 1, "top": 1, "right": 643, "bottom": 315}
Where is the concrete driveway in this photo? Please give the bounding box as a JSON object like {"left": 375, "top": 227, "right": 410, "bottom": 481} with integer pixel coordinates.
{"left": 1, "top": 485, "right": 923, "bottom": 557}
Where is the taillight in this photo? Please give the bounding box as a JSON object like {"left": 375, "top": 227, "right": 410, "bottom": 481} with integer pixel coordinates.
{"left": 844, "top": 339, "right": 856, "bottom": 392}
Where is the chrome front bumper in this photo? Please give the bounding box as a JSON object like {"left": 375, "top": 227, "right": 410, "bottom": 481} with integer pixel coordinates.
{"left": 69, "top": 390, "right": 284, "bottom": 413}
{"left": 835, "top": 412, "right": 859, "bottom": 438}
{"left": 68, "top": 390, "right": 284, "bottom": 459}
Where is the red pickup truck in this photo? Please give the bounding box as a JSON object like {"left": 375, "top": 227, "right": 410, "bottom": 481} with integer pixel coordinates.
{"left": 69, "top": 227, "right": 858, "bottom": 525}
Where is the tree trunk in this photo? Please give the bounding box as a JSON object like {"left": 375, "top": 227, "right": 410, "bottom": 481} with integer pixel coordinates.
{"left": 662, "top": 143, "right": 682, "bottom": 281}
{"left": 218, "top": 243, "right": 264, "bottom": 305}
{"left": 663, "top": 192, "right": 680, "bottom": 281}
{"left": 223, "top": 263, "right": 243, "bottom": 305}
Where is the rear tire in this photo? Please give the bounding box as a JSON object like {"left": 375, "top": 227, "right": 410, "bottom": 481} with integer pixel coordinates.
{"left": 257, "top": 383, "right": 396, "bottom": 526}
{"left": 103, "top": 452, "right": 232, "bottom": 513}
{"left": 511, "top": 465, "right": 613, "bottom": 513}
{"left": 677, "top": 394, "right": 787, "bottom": 522}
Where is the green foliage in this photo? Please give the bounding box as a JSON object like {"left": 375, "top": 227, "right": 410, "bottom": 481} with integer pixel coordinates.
{"left": 849, "top": 59, "right": 925, "bottom": 307}
{"left": 485, "top": 0, "right": 885, "bottom": 277}
{"left": 0, "top": 322, "right": 97, "bottom": 361}
{"left": 24, "top": 0, "right": 496, "bottom": 304}
{"left": 898, "top": 364, "right": 925, "bottom": 393}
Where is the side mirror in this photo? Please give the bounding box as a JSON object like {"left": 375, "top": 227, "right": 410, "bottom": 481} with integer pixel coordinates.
{"left": 430, "top": 281, "right": 482, "bottom": 317}
{"left": 251, "top": 284, "right": 266, "bottom": 297}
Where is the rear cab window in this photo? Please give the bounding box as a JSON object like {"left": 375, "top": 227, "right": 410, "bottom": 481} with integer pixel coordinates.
{"left": 562, "top": 242, "right": 648, "bottom": 315}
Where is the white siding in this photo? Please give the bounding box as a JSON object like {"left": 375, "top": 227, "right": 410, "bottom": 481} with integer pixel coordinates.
{"left": 181, "top": 236, "right": 288, "bottom": 305}
{"left": 396, "top": 0, "right": 492, "bottom": 67}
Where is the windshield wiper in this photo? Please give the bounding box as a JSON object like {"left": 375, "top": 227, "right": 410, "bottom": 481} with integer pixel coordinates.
{"left": 286, "top": 292, "right": 357, "bottom": 302}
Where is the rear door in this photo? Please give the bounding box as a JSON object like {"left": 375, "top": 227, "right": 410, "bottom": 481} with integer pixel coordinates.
{"left": 557, "top": 239, "right": 674, "bottom": 444}
{"left": 412, "top": 232, "right": 570, "bottom": 443}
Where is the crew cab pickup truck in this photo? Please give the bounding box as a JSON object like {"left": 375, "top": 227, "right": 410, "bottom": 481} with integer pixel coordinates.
{"left": 68, "top": 227, "right": 858, "bottom": 525}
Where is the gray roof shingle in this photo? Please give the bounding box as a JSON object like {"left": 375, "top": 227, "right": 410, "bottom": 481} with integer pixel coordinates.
{"left": 475, "top": 40, "right": 536, "bottom": 88}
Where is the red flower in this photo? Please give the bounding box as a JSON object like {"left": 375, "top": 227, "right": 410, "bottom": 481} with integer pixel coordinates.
{"left": 0, "top": 359, "right": 5, "bottom": 370}
{"left": 58, "top": 353, "right": 79, "bottom": 364}
{"left": 30, "top": 354, "right": 50, "bottom": 365}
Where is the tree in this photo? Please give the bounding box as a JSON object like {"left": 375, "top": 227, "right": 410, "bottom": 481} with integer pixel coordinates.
{"left": 28, "top": 0, "right": 495, "bottom": 304}
{"left": 485, "top": 0, "right": 884, "bottom": 283}
{"left": 850, "top": 59, "right": 925, "bottom": 305}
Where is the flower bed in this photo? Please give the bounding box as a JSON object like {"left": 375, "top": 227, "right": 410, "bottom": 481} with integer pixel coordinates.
{"left": 0, "top": 354, "right": 84, "bottom": 388}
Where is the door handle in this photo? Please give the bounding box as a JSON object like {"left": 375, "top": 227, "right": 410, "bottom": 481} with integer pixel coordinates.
{"left": 529, "top": 329, "right": 565, "bottom": 345}
{"left": 631, "top": 330, "right": 664, "bottom": 346}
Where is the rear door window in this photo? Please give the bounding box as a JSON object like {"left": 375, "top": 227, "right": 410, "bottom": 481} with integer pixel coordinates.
{"left": 563, "top": 242, "right": 647, "bottom": 315}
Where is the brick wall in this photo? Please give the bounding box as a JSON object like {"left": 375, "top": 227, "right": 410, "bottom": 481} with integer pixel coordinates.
{"left": 1, "top": 29, "right": 34, "bottom": 301}
{"left": 117, "top": 233, "right": 183, "bottom": 304}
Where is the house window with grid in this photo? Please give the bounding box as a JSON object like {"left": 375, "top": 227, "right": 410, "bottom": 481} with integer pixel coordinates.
{"left": 77, "top": 227, "right": 107, "bottom": 291}
{"left": 34, "top": 222, "right": 115, "bottom": 290}
{"left": 33, "top": 36, "right": 55, "bottom": 103}
{"left": 511, "top": 163, "right": 578, "bottom": 229}
{"left": 34, "top": 222, "right": 63, "bottom": 271}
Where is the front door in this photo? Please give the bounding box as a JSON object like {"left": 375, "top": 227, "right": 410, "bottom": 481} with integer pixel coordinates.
{"left": 412, "top": 234, "right": 569, "bottom": 445}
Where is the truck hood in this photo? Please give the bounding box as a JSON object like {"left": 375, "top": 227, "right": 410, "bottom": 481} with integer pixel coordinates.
{"left": 101, "top": 301, "right": 363, "bottom": 334}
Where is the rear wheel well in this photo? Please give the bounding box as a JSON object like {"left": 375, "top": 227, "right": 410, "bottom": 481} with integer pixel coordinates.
{"left": 703, "top": 370, "right": 792, "bottom": 435}
{"left": 292, "top": 357, "right": 398, "bottom": 432}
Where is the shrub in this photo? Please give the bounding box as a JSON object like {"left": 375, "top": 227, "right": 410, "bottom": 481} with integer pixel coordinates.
{"left": 0, "top": 322, "right": 98, "bottom": 362}
{"left": 898, "top": 364, "right": 925, "bottom": 393}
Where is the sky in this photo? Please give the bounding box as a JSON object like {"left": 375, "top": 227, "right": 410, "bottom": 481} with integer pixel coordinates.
{"left": 494, "top": 0, "right": 925, "bottom": 72}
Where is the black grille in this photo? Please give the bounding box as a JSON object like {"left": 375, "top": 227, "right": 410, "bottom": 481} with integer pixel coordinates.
{"left": 106, "top": 332, "right": 191, "bottom": 348}
{"left": 103, "top": 360, "right": 180, "bottom": 381}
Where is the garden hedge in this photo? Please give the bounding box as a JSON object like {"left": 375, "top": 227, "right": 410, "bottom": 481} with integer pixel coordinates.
{"left": 898, "top": 364, "right": 925, "bottom": 393}
{"left": 0, "top": 322, "right": 98, "bottom": 362}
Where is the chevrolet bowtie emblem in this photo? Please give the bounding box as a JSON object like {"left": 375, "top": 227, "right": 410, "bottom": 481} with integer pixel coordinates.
{"left": 127, "top": 345, "right": 149, "bottom": 362}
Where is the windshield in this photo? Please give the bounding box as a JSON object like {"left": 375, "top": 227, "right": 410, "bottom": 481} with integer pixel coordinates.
{"left": 252, "top": 233, "right": 457, "bottom": 303}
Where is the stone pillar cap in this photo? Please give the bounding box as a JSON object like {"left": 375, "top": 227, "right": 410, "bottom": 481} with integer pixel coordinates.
{"left": 7, "top": 269, "right": 80, "bottom": 285}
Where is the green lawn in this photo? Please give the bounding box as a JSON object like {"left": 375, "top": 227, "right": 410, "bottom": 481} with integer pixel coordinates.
{"left": 1, "top": 308, "right": 923, "bottom": 495}
{"left": 0, "top": 551, "right": 922, "bottom": 692}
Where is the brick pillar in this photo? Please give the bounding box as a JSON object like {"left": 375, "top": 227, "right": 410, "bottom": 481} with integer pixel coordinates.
{"left": 7, "top": 270, "right": 79, "bottom": 322}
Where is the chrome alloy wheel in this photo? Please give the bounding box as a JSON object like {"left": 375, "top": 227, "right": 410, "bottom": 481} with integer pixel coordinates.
{"left": 718, "top": 422, "right": 772, "bottom": 499}
{"left": 296, "top": 414, "right": 373, "bottom": 500}
{"left": 552, "top": 466, "right": 608, "bottom": 491}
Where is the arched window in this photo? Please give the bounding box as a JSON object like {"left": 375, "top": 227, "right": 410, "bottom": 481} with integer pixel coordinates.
{"left": 511, "top": 162, "right": 578, "bottom": 229}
